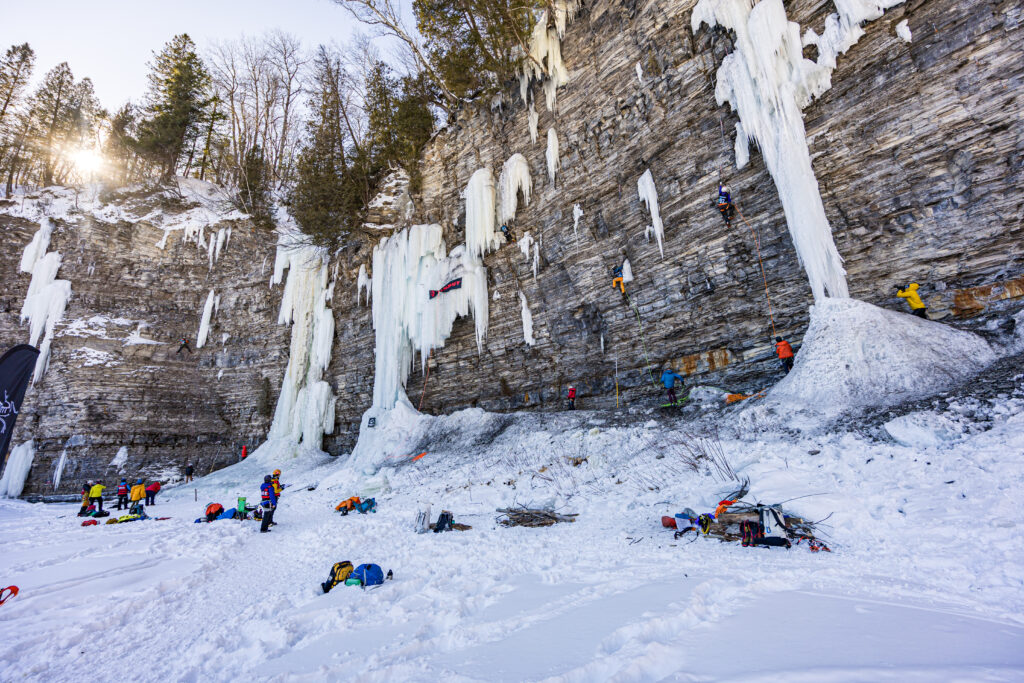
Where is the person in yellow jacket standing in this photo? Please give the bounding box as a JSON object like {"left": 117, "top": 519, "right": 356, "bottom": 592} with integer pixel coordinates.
{"left": 89, "top": 481, "right": 106, "bottom": 513}
{"left": 896, "top": 283, "right": 927, "bottom": 319}
{"left": 129, "top": 479, "right": 146, "bottom": 508}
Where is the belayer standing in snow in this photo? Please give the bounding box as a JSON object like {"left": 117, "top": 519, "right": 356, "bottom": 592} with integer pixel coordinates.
{"left": 716, "top": 184, "right": 735, "bottom": 227}
{"left": 89, "top": 480, "right": 106, "bottom": 513}
{"left": 612, "top": 265, "right": 625, "bottom": 294}
{"left": 774, "top": 336, "right": 795, "bottom": 374}
{"left": 79, "top": 482, "right": 91, "bottom": 515}
{"left": 116, "top": 478, "right": 130, "bottom": 510}
{"left": 176, "top": 337, "right": 192, "bottom": 355}
{"left": 660, "top": 368, "right": 684, "bottom": 405}
{"left": 260, "top": 475, "right": 277, "bottom": 533}
{"left": 896, "top": 283, "right": 928, "bottom": 319}
{"left": 184, "top": 462, "right": 194, "bottom": 483}
{"left": 567, "top": 385, "right": 577, "bottom": 410}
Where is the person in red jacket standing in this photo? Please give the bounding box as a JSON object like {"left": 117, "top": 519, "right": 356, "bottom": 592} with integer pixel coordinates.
{"left": 116, "top": 478, "right": 130, "bottom": 510}
{"left": 567, "top": 385, "right": 577, "bottom": 410}
{"left": 145, "top": 481, "right": 161, "bottom": 505}
{"left": 774, "top": 336, "right": 795, "bottom": 374}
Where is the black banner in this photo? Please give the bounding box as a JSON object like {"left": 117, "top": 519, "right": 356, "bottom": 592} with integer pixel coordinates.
{"left": 429, "top": 278, "right": 463, "bottom": 299}
{"left": 0, "top": 345, "right": 39, "bottom": 468}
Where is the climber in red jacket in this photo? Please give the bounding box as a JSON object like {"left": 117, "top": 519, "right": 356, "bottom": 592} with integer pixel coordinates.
{"left": 774, "top": 336, "right": 795, "bottom": 374}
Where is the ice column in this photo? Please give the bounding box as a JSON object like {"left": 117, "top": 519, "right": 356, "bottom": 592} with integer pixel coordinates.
{"left": 499, "top": 154, "right": 533, "bottom": 226}
{"left": 546, "top": 128, "right": 559, "bottom": 185}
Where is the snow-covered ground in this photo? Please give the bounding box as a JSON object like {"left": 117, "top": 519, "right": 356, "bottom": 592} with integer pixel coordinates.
{"left": 2, "top": 365, "right": 1023, "bottom": 680}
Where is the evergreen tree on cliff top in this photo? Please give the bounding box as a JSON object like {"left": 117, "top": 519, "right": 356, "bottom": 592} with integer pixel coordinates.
{"left": 136, "top": 34, "right": 212, "bottom": 181}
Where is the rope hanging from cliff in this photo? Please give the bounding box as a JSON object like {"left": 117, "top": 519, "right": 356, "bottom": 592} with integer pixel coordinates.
{"left": 735, "top": 207, "right": 778, "bottom": 338}
{"left": 623, "top": 292, "right": 659, "bottom": 389}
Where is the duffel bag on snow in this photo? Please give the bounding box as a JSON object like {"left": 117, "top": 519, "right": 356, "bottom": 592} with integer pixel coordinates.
{"left": 321, "top": 561, "right": 354, "bottom": 593}
{"left": 351, "top": 563, "right": 385, "bottom": 586}
{"left": 81, "top": 519, "right": 98, "bottom": 526}
{"left": 355, "top": 498, "right": 376, "bottom": 514}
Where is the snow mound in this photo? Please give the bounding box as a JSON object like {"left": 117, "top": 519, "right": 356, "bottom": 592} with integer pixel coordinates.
{"left": 768, "top": 298, "right": 995, "bottom": 414}
{"left": 884, "top": 411, "right": 964, "bottom": 448}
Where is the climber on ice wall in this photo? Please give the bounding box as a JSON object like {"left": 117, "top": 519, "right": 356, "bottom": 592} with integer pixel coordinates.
{"left": 567, "top": 385, "right": 577, "bottom": 410}
{"left": 716, "top": 184, "right": 735, "bottom": 228}
{"left": 176, "top": 337, "right": 192, "bottom": 355}
{"left": 500, "top": 224, "right": 516, "bottom": 243}
{"left": 896, "top": 283, "right": 928, "bottom": 319}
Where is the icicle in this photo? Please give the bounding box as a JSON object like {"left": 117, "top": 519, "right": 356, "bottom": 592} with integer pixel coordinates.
{"left": 357, "top": 263, "right": 371, "bottom": 305}
{"left": 519, "top": 291, "right": 536, "bottom": 346}
{"left": 533, "top": 242, "right": 540, "bottom": 280}
{"left": 498, "top": 155, "right": 533, "bottom": 225}
{"left": 207, "top": 236, "right": 216, "bottom": 269}
{"left": 635, "top": 62, "right": 644, "bottom": 84}
{"left": 636, "top": 169, "right": 666, "bottom": 258}
{"left": 735, "top": 122, "right": 750, "bottom": 169}
{"left": 546, "top": 128, "right": 559, "bottom": 185}
{"left": 464, "top": 168, "right": 501, "bottom": 259}
{"left": 518, "top": 231, "right": 535, "bottom": 261}
{"left": 215, "top": 228, "right": 227, "bottom": 262}
{"left": 196, "top": 289, "right": 216, "bottom": 348}
{"left": 528, "top": 103, "right": 539, "bottom": 144}
{"left": 600, "top": 334, "right": 605, "bottom": 353}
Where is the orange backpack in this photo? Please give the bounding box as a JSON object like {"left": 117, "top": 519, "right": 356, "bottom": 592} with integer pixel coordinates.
{"left": 335, "top": 496, "right": 361, "bottom": 514}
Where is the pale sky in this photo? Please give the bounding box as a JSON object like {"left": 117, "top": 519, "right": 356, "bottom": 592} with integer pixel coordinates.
{"left": 2, "top": 0, "right": 385, "bottom": 110}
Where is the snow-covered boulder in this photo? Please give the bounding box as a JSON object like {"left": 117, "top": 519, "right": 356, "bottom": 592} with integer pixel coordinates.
{"left": 884, "top": 411, "right": 964, "bottom": 448}
{"left": 768, "top": 298, "right": 995, "bottom": 415}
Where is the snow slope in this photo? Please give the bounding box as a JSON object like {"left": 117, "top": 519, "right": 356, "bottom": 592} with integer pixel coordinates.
{"left": 1, "top": 366, "right": 1023, "bottom": 679}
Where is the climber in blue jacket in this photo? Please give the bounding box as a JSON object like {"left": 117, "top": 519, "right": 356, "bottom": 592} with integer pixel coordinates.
{"left": 260, "top": 475, "right": 277, "bottom": 533}
{"left": 660, "top": 368, "right": 684, "bottom": 405}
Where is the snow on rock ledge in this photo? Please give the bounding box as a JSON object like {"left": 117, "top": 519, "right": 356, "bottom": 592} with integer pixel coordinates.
{"left": 767, "top": 298, "right": 995, "bottom": 415}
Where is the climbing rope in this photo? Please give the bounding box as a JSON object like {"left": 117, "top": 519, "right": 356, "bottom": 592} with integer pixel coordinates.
{"left": 735, "top": 207, "right": 778, "bottom": 339}
{"left": 623, "top": 292, "right": 659, "bottom": 389}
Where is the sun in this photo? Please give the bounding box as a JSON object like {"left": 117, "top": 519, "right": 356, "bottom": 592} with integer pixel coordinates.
{"left": 69, "top": 147, "right": 105, "bottom": 176}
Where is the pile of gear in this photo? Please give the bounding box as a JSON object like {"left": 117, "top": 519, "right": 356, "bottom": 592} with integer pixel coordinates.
{"left": 661, "top": 486, "right": 831, "bottom": 551}
{"left": 320, "top": 562, "right": 393, "bottom": 593}
{"left": 195, "top": 498, "right": 262, "bottom": 523}
{"left": 334, "top": 496, "right": 377, "bottom": 515}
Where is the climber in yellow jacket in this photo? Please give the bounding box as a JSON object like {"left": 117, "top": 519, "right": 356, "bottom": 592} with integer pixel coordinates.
{"left": 88, "top": 481, "right": 106, "bottom": 513}
{"left": 129, "top": 479, "right": 146, "bottom": 506}
{"left": 896, "top": 283, "right": 927, "bottom": 319}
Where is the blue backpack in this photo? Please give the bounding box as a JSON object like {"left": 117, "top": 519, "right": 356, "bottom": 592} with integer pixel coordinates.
{"left": 355, "top": 498, "right": 377, "bottom": 514}
{"left": 352, "top": 563, "right": 384, "bottom": 586}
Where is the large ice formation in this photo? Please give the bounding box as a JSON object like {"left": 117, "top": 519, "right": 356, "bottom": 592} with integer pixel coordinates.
{"left": 546, "top": 128, "right": 559, "bottom": 185}
{"left": 19, "top": 218, "right": 72, "bottom": 383}
{"left": 196, "top": 289, "right": 217, "bottom": 348}
{"left": 464, "top": 168, "right": 502, "bottom": 258}
{"left": 520, "top": 292, "right": 536, "bottom": 346}
{"left": 692, "top": 0, "right": 903, "bottom": 300}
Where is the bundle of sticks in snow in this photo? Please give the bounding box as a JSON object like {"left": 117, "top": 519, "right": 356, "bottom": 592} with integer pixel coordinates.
{"left": 496, "top": 507, "right": 578, "bottom": 527}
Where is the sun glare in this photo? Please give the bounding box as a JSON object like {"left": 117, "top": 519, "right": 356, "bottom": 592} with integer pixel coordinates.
{"left": 70, "top": 148, "right": 105, "bottom": 176}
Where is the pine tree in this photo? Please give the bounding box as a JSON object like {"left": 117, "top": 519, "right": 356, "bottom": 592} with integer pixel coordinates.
{"left": 136, "top": 34, "right": 212, "bottom": 181}
{"left": 0, "top": 43, "right": 35, "bottom": 127}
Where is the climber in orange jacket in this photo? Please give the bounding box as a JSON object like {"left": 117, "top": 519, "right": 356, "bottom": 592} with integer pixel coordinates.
{"left": 774, "top": 336, "right": 795, "bottom": 374}
{"left": 896, "top": 283, "right": 927, "bottom": 319}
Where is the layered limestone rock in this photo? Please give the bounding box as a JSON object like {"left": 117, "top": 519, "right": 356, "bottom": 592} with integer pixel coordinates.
{"left": 0, "top": 184, "right": 290, "bottom": 495}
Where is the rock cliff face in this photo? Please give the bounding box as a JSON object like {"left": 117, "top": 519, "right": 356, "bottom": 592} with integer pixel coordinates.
{"left": 1, "top": 185, "right": 290, "bottom": 494}
{"left": 3, "top": 0, "right": 1023, "bottom": 493}
{"left": 324, "top": 0, "right": 1024, "bottom": 447}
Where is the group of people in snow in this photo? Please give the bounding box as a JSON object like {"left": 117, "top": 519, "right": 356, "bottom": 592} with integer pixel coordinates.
{"left": 79, "top": 478, "right": 161, "bottom": 515}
